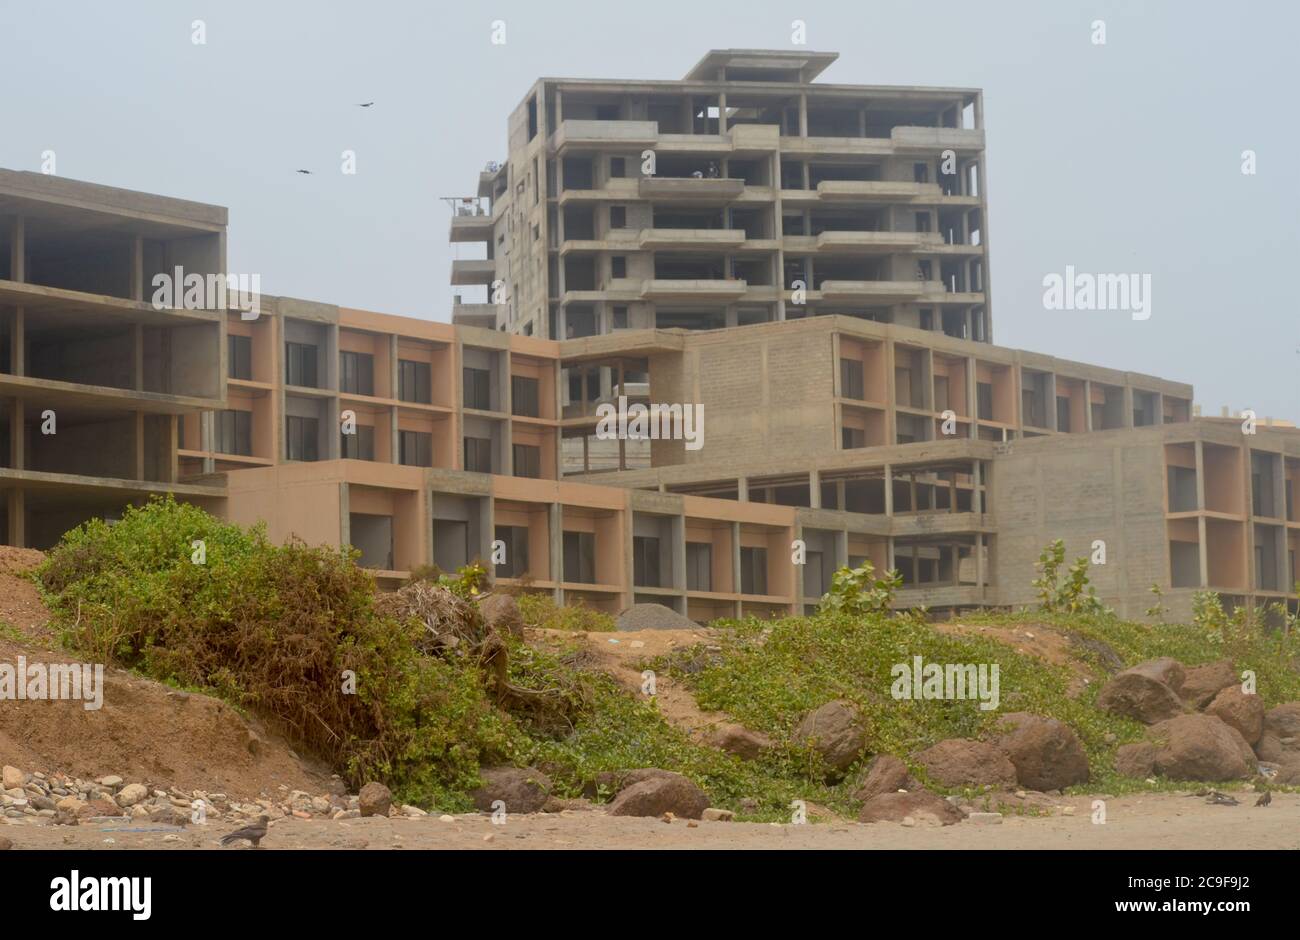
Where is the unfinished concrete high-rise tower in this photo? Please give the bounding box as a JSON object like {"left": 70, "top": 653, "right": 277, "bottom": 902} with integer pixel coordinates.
{"left": 449, "top": 50, "right": 990, "bottom": 344}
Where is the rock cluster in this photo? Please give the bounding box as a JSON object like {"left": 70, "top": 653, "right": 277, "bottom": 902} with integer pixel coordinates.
{"left": 1099, "top": 657, "right": 1296, "bottom": 783}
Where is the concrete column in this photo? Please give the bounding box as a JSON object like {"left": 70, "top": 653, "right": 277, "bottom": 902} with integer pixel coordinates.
{"left": 793, "top": 522, "right": 805, "bottom": 612}
{"left": 164, "top": 415, "right": 179, "bottom": 483}
{"left": 671, "top": 514, "right": 687, "bottom": 595}
{"left": 1046, "top": 373, "right": 1058, "bottom": 431}
{"left": 6, "top": 489, "right": 24, "bottom": 548}
{"left": 201, "top": 411, "right": 215, "bottom": 474}
{"left": 798, "top": 94, "right": 808, "bottom": 137}
{"left": 718, "top": 92, "right": 727, "bottom": 133}
{"left": 966, "top": 356, "right": 978, "bottom": 438}
{"left": 730, "top": 521, "right": 742, "bottom": 609}
{"left": 9, "top": 308, "right": 24, "bottom": 376}
{"left": 1122, "top": 386, "right": 1135, "bottom": 428}
{"left": 883, "top": 465, "right": 893, "bottom": 516}
{"left": 130, "top": 235, "right": 144, "bottom": 301}
{"left": 976, "top": 532, "right": 985, "bottom": 596}
{"left": 1195, "top": 440, "right": 1209, "bottom": 587}
{"left": 8, "top": 398, "right": 23, "bottom": 470}
{"left": 549, "top": 502, "right": 564, "bottom": 604}
{"left": 1083, "top": 380, "right": 1094, "bottom": 431}
{"left": 972, "top": 460, "right": 983, "bottom": 514}
{"left": 835, "top": 479, "right": 846, "bottom": 511}
{"left": 737, "top": 477, "right": 748, "bottom": 501}
{"left": 339, "top": 482, "right": 351, "bottom": 550}
{"left": 809, "top": 469, "right": 821, "bottom": 509}
{"left": 133, "top": 412, "right": 146, "bottom": 480}
{"left": 10, "top": 216, "right": 25, "bottom": 282}
{"left": 389, "top": 407, "right": 399, "bottom": 467}
{"left": 133, "top": 324, "right": 145, "bottom": 391}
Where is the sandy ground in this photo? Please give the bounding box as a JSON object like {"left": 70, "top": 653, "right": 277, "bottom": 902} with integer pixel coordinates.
{"left": 4, "top": 792, "right": 1297, "bottom": 850}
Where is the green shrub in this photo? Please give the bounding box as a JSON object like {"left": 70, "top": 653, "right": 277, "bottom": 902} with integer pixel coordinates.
{"left": 1033, "top": 539, "right": 1107, "bottom": 615}
{"left": 36, "top": 496, "right": 517, "bottom": 808}
{"left": 516, "top": 593, "right": 616, "bottom": 632}
{"left": 818, "top": 560, "right": 901, "bottom": 616}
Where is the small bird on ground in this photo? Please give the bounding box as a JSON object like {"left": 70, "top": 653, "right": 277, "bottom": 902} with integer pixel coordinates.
{"left": 1256, "top": 790, "right": 1272, "bottom": 807}
{"left": 1206, "top": 790, "right": 1239, "bottom": 806}
{"left": 220, "top": 815, "right": 270, "bottom": 848}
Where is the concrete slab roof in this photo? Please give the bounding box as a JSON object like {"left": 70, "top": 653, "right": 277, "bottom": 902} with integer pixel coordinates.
{"left": 0, "top": 168, "right": 228, "bottom": 231}
{"left": 682, "top": 49, "right": 840, "bottom": 82}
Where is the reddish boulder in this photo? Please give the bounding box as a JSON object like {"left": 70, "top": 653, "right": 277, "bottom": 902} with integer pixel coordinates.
{"left": 1205, "top": 686, "right": 1264, "bottom": 745}
{"left": 915, "top": 739, "right": 1017, "bottom": 789}
{"left": 994, "top": 712, "right": 1090, "bottom": 791}
{"left": 1115, "top": 742, "right": 1158, "bottom": 778}
{"left": 471, "top": 766, "right": 553, "bottom": 814}
{"left": 1097, "top": 659, "right": 1186, "bottom": 724}
{"left": 1180, "top": 660, "right": 1237, "bottom": 709}
{"left": 1150, "top": 714, "right": 1256, "bottom": 782}
{"left": 606, "top": 771, "right": 709, "bottom": 819}
{"left": 858, "top": 790, "right": 966, "bottom": 826}
{"left": 852, "top": 754, "right": 917, "bottom": 803}
{"left": 793, "top": 700, "right": 867, "bottom": 779}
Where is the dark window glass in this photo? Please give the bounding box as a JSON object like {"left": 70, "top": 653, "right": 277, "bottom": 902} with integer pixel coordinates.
{"left": 512, "top": 443, "right": 541, "bottom": 479}
{"left": 398, "top": 359, "right": 432, "bottom": 404}
{"left": 511, "top": 375, "right": 540, "bottom": 417}
{"left": 340, "top": 351, "right": 375, "bottom": 396}
{"left": 610, "top": 157, "right": 625, "bottom": 178}
{"left": 563, "top": 531, "right": 596, "bottom": 584}
{"left": 740, "top": 547, "right": 768, "bottom": 596}
{"left": 633, "top": 536, "right": 661, "bottom": 587}
{"left": 398, "top": 430, "right": 433, "bottom": 467}
{"left": 286, "top": 415, "right": 319, "bottom": 461}
{"left": 214, "top": 409, "right": 252, "bottom": 456}
{"left": 840, "top": 358, "right": 865, "bottom": 400}
{"left": 977, "top": 382, "right": 994, "bottom": 421}
{"left": 228, "top": 335, "right": 252, "bottom": 381}
{"left": 285, "top": 342, "right": 318, "bottom": 388}
{"left": 341, "top": 425, "right": 375, "bottom": 460}
{"left": 686, "top": 542, "right": 712, "bottom": 592}
{"left": 463, "top": 367, "right": 492, "bottom": 410}
{"left": 609, "top": 206, "right": 626, "bottom": 229}
{"left": 463, "top": 436, "right": 492, "bottom": 473}
{"left": 494, "top": 525, "right": 530, "bottom": 579}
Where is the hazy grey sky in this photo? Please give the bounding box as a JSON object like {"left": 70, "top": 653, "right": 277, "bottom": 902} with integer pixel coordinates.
{"left": 2, "top": 0, "right": 1295, "bottom": 420}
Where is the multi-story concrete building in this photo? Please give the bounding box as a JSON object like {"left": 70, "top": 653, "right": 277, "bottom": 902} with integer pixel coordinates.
{"left": 451, "top": 49, "right": 990, "bottom": 344}
{"left": 2, "top": 50, "right": 1297, "bottom": 625}
{"left": 0, "top": 169, "right": 227, "bottom": 547}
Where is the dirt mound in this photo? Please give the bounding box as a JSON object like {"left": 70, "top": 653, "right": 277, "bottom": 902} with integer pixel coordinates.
{"left": 615, "top": 603, "right": 698, "bottom": 632}
{"left": 0, "top": 550, "right": 336, "bottom": 802}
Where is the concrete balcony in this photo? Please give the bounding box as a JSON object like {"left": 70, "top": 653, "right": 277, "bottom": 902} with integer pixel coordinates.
{"left": 449, "top": 213, "right": 493, "bottom": 243}
{"left": 729, "top": 123, "right": 781, "bottom": 152}
{"left": 551, "top": 120, "right": 659, "bottom": 151}
{"left": 816, "top": 180, "right": 944, "bottom": 203}
{"left": 792, "top": 230, "right": 945, "bottom": 254}
{"left": 818, "top": 279, "right": 936, "bottom": 302}
{"left": 557, "top": 179, "right": 641, "bottom": 205}
{"left": 890, "top": 126, "right": 985, "bottom": 152}
{"left": 477, "top": 165, "right": 504, "bottom": 198}
{"left": 638, "top": 176, "right": 745, "bottom": 202}
{"left": 450, "top": 259, "right": 496, "bottom": 286}
{"left": 640, "top": 278, "right": 749, "bottom": 301}
{"left": 450, "top": 303, "right": 502, "bottom": 329}
{"left": 779, "top": 135, "right": 894, "bottom": 157}
{"left": 637, "top": 228, "right": 747, "bottom": 250}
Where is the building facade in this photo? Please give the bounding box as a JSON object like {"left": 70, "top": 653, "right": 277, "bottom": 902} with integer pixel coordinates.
{"left": 2, "top": 51, "right": 1297, "bottom": 623}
